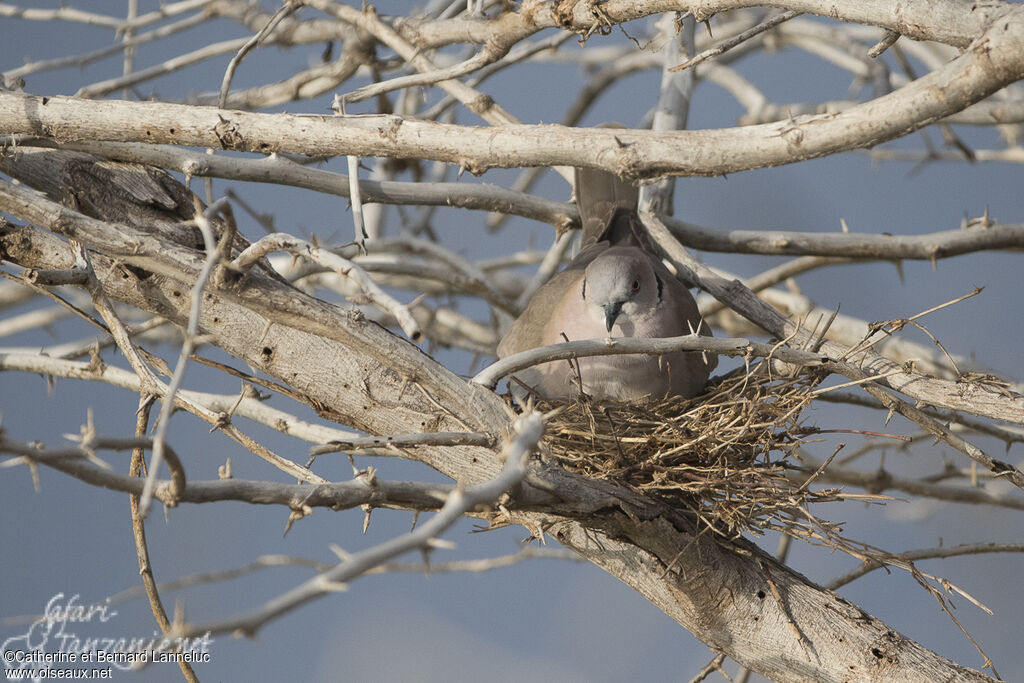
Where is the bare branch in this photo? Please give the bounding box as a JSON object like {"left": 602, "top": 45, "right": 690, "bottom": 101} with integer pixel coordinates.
{"left": 91, "top": 547, "right": 582, "bottom": 610}
{"left": 218, "top": 1, "right": 300, "bottom": 110}
{"left": 232, "top": 232, "right": 422, "bottom": 340}
{"left": 667, "top": 217, "right": 1024, "bottom": 258}
{"left": 639, "top": 12, "right": 695, "bottom": 216}
{"left": 0, "top": 138, "right": 576, "bottom": 227}
{"left": 857, "top": 382, "right": 1024, "bottom": 490}
{"left": 311, "top": 431, "right": 495, "bottom": 456}
{"left": 670, "top": 9, "right": 802, "bottom": 73}
{"left": 315, "top": 0, "right": 523, "bottom": 126}
{"left": 641, "top": 213, "right": 1024, "bottom": 426}
{"left": 815, "top": 390, "right": 1024, "bottom": 447}
{"left": 170, "top": 411, "right": 543, "bottom": 639}
{"left": 828, "top": 543, "right": 1024, "bottom": 590}
{"left": 0, "top": 435, "right": 457, "bottom": 512}
{"left": 0, "top": 3, "right": 123, "bottom": 28}
{"left": 0, "top": 304, "right": 72, "bottom": 338}
{"left": 675, "top": 0, "right": 1008, "bottom": 48}
{"left": 2, "top": 6, "right": 1021, "bottom": 674}
{"left": 515, "top": 231, "right": 574, "bottom": 310}
{"left": 3, "top": 11, "right": 208, "bottom": 84}
{"left": 0, "top": 279, "right": 39, "bottom": 310}
{"left": 472, "top": 335, "right": 823, "bottom": 390}
{"left": 75, "top": 37, "right": 252, "bottom": 99}
{"left": 140, "top": 198, "right": 224, "bottom": 516}
{"left": 127, "top": 397, "right": 200, "bottom": 683}
{"left": 789, "top": 456, "right": 1024, "bottom": 511}
{"left": 2, "top": 5, "right": 1021, "bottom": 178}
{"left": 0, "top": 351, "right": 361, "bottom": 447}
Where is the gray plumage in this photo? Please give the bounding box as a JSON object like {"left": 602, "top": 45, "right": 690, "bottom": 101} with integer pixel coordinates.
{"left": 498, "top": 166, "right": 716, "bottom": 402}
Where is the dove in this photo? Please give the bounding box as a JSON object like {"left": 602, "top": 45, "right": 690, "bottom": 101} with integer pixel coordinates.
{"left": 497, "top": 165, "right": 716, "bottom": 402}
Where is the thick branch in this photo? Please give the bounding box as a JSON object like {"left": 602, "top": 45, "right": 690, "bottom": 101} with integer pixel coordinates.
{"left": 0, "top": 182, "right": 513, "bottom": 483}
{"left": 1, "top": 6, "right": 1021, "bottom": 177}
{"left": 667, "top": 218, "right": 1024, "bottom": 259}
{"left": 642, "top": 214, "right": 1024, "bottom": 427}
{"left": 396, "top": 0, "right": 1008, "bottom": 51}
{"left": 0, "top": 139, "right": 577, "bottom": 228}
{"left": 0, "top": 150, "right": 1002, "bottom": 683}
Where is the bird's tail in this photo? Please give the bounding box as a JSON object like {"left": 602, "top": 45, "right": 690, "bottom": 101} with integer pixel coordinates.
{"left": 575, "top": 166, "right": 639, "bottom": 247}
{"left": 574, "top": 123, "right": 640, "bottom": 247}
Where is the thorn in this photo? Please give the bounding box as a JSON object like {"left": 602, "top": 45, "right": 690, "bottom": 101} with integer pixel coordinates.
{"left": 527, "top": 520, "right": 546, "bottom": 545}
{"left": 328, "top": 543, "right": 352, "bottom": 562}
{"left": 86, "top": 407, "right": 97, "bottom": 446}
{"left": 172, "top": 600, "right": 186, "bottom": 631}
{"left": 284, "top": 505, "right": 312, "bottom": 536}
{"left": 839, "top": 217, "right": 849, "bottom": 233}
{"left": 426, "top": 538, "right": 456, "bottom": 550}
{"left": 362, "top": 504, "right": 372, "bottom": 533}
{"left": 209, "top": 411, "right": 231, "bottom": 433}
{"left": 410, "top": 510, "right": 420, "bottom": 531}
{"left": 88, "top": 344, "right": 105, "bottom": 374}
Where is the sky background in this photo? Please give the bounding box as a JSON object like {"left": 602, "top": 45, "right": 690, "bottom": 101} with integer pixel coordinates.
{"left": 1, "top": 2, "right": 1022, "bottom": 682}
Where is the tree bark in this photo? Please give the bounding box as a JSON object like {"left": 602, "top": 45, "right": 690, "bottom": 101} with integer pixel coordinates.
{"left": 0, "top": 149, "right": 998, "bottom": 682}
{"left": 1, "top": 1, "right": 1022, "bottom": 179}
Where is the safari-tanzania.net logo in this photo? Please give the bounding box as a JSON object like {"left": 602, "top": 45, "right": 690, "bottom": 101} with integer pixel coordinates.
{"left": 3, "top": 593, "right": 212, "bottom": 681}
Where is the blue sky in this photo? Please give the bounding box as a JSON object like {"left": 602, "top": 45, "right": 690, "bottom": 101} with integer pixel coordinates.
{"left": 2, "top": 3, "right": 1022, "bottom": 681}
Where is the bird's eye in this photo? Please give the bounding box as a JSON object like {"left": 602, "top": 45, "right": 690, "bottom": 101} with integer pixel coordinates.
{"left": 631, "top": 279, "right": 640, "bottom": 292}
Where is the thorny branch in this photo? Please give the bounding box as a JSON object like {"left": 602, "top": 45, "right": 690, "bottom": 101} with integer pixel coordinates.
{"left": 1, "top": 2, "right": 1023, "bottom": 681}
{"left": 169, "top": 412, "right": 544, "bottom": 639}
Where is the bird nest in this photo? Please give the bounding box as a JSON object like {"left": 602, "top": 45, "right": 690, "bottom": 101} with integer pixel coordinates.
{"left": 533, "top": 360, "right": 876, "bottom": 545}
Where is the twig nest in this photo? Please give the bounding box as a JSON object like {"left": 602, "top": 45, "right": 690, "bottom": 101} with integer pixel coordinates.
{"left": 534, "top": 361, "right": 854, "bottom": 541}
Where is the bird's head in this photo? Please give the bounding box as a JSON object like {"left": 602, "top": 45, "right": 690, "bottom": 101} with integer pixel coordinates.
{"left": 582, "top": 248, "right": 662, "bottom": 334}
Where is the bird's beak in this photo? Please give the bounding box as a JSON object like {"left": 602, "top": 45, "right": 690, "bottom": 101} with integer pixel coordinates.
{"left": 603, "top": 301, "right": 623, "bottom": 332}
